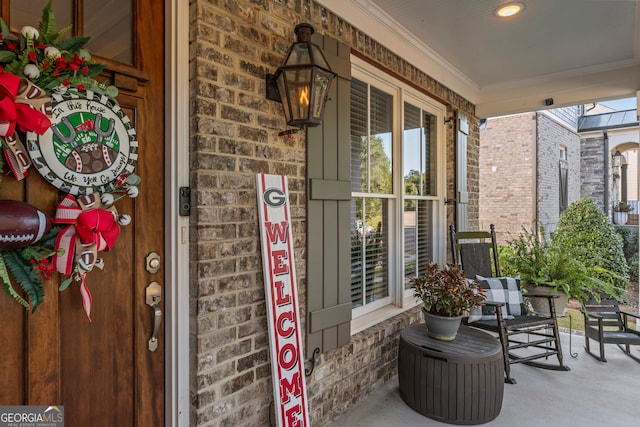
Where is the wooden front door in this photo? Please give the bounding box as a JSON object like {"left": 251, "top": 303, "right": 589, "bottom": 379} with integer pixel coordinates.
{"left": 0, "top": 1, "right": 165, "bottom": 426}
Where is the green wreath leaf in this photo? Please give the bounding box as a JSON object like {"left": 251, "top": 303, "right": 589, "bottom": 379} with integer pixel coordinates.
{"left": 0, "top": 253, "right": 30, "bottom": 310}
{"left": 55, "top": 35, "right": 91, "bottom": 53}
{"left": 20, "top": 225, "right": 63, "bottom": 261}
{"left": 59, "top": 277, "right": 72, "bottom": 292}
{"left": 0, "top": 16, "right": 10, "bottom": 38}
{"left": 0, "top": 51, "right": 17, "bottom": 63}
{"left": 3, "top": 251, "right": 44, "bottom": 313}
{"left": 0, "top": 147, "right": 4, "bottom": 185}
{"left": 4, "top": 52, "right": 29, "bottom": 76}
{"left": 37, "top": 0, "right": 56, "bottom": 43}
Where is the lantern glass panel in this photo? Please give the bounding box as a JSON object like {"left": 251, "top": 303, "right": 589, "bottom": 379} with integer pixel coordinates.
{"left": 311, "top": 70, "right": 333, "bottom": 120}
{"left": 309, "top": 44, "right": 331, "bottom": 69}
{"left": 284, "top": 43, "right": 311, "bottom": 66}
{"left": 275, "top": 72, "right": 292, "bottom": 124}
{"left": 279, "top": 68, "right": 313, "bottom": 126}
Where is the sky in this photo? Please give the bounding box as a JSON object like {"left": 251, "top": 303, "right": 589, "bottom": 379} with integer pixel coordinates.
{"left": 598, "top": 97, "right": 637, "bottom": 111}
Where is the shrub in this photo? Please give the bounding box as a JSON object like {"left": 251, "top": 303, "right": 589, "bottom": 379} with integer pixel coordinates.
{"left": 500, "top": 223, "right": 620, "bottom": 302}
{"left": 552, "top": 198, "right": 628, "bottom": 291}
{"left": 617, "top": 227, "right": 638, "bottom": 283}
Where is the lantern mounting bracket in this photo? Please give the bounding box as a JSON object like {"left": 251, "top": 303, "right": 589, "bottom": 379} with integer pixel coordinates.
{"left": 265, "top": 72, "right": 282, "bottom": 103}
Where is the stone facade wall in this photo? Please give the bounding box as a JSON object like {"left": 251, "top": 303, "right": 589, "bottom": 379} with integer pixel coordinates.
{"left": 189, "top": 0, "right": 478, "bottom": 425}
{"left": 581, "top": 133, "right": 608, "bottom": 211}
{"left": 479, "top": 113, "right": 536, "bottom": 243}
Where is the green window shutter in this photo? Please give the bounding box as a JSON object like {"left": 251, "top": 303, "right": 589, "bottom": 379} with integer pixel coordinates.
{"left": 306, "top": 34, "right": 352, "bottom": 358}
{"left": 456, "top": 112, "right": 469, "bottom": 231}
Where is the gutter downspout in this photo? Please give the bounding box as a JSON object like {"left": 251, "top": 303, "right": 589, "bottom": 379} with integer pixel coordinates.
{"left": 604, "top": 129, "right": 609, "bottom": 218}
{"left": 534, "top": 113, "right": 539, "bottom": 234}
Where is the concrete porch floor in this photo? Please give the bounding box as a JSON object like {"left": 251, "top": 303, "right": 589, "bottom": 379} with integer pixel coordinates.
{"left": 326, "top": 331, "right": 640, "bottom": 427}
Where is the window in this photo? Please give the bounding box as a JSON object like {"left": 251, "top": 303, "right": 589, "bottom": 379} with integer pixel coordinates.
{"left": 403, "top": 102, "right": 437, "bottom": 289}
{"left": 350, "top": 78, "right": 394, "bottom": 311}
{"left": 559, "top": 146, "right": 568, "bottom": 213}
{"left": 349, "top": 59, "right": 446, "bottom": 326}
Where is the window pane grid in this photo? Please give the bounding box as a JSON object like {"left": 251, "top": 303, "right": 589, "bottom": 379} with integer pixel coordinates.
{"left": 403, "top": 102, "right": 437, "bottom": 196}
{"left": 350, "top": 77, "right": 393, "bottom": 310}
{"left": 351, "top": 78, "right": 393, "bottom": 195}
{"left": 351, "top": 197, "right": 389, "bottom": 308}
{"left": 403, "top": 199, "right": 433, "bottom": 289}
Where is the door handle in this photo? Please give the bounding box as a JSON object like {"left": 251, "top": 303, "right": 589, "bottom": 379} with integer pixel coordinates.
{"left": 145, "top": 281, "right": 162, "bottom": 352}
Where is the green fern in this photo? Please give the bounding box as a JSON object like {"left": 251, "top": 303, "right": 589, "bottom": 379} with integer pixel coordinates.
{"left": 0, "top": 226, "right": 62, "bottom": 311}
{"left": 37, "top": 0, "right": 56, "bottom": 44}
{"left": 0, "top": 149, "right": 4, "bottom": 185}
{"left": 4, "top": 51, "right": 29, "bottom": 76}
{"left": 56, "top": 35, "right": 91, "bottom": 53}
{"left": 0, "top": 253, "right": 30, "bottom": 310}
{"left": 20, "top": 226, "right": 63, "bottom": 260}
{"left": 0, "top": 16, "right": 10, "bottom": 38}
{"left": 3, "top": 251, "right": 44, "bottom": 313}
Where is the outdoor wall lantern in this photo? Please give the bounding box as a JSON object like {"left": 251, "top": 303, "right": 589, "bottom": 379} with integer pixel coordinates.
{"left": 613, "top": 150, "right": 623, "bottom": 168}
{"left": 265, "top": 23, "right": 336, "bottom": 128}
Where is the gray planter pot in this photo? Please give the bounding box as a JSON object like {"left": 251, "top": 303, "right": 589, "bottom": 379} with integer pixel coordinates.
{"left": 422, "top": 307, "right": 463, "bottom": 341}
{"left": 523, "top": 284, "right": 568, "bottom": 317}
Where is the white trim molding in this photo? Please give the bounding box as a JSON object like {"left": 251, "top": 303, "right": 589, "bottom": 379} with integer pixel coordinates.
{"left": 165, "top": 0, "right": 191, "bottom": 425}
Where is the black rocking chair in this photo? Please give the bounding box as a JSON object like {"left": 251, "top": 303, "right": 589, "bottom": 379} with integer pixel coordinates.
{"left": 582, "top": 296, "right": 640, "bottom": 363}
{"left": 450, "top": 224, "right": 570, "bottom": 384}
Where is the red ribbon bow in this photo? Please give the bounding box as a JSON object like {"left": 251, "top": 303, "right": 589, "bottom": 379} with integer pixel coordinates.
{"left": 0, "top": 70, "right": 52, "bottom": 180}
{"left": 0, "top": 70, "right": 51, "bottom": 136}
{"left": 53, "top": 193, "right": 121, "bottom": 321}
{"left": 75, "top": 209, "right": 120, "bottom": 250}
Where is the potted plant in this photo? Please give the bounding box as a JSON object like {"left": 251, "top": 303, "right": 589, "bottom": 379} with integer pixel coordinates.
{"left": 410, "top": 262, "right": 485, "bottom": 341}
{"left": 613, "top": 201, "right": 630, "bottom": 225}
{"left": 501, "top": 223, "right": 621, "bottom": 315}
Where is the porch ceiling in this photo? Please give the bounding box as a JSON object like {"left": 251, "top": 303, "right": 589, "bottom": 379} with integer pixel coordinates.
{"left": 318, "top": 0, "right": 640, "bottom": 118}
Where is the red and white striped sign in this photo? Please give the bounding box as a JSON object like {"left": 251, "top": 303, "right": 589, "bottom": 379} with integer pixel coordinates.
{"left": 256, "top": 174, "right": 310, "bottom": 427}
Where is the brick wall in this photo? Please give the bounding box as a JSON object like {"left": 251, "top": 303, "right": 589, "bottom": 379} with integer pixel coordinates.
{"left": 467, "top": 117, "right": 481, "bottom": 231}
{"left": 479, "top": 113, "right": 536, "bottom": 243}
{"left": 537, "top": 112, "right": 581, "bottom": 233}
{"left": 189, "top": 0, "right": 478, "bottom": 425}
{"left": 479, "top": 112, "right": 581, "bottom": 243}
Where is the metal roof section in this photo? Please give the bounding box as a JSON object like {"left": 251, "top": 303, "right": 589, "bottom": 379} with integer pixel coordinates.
{"left": 578, "top": 109, "right": 639, "bottom": 132}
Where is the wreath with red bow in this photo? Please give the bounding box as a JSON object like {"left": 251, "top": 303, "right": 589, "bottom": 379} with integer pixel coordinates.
{"left": 0, "top": 1, "right": 140, "bottom": 321}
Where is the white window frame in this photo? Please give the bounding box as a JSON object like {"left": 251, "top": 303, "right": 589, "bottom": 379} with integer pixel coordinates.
{"left": 350, "top": 57, "right": 447, "bottom": 334}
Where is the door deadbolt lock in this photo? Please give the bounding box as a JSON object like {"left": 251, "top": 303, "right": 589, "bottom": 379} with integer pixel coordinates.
{"left": 146, "top": 252, "right": 161, "bottom": 274}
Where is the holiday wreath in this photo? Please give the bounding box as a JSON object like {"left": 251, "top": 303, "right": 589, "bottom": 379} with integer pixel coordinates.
{"left": 0, "top": 1, "right": 140, "bottom": 321}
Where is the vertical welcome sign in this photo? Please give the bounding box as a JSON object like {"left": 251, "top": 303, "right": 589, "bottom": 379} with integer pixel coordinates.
{"left": 256, "top": 174, "right": 310, "bottom": 427}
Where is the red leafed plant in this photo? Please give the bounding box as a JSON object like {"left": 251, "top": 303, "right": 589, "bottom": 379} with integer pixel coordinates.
{"left": 411, "top": 262, "right": 485, "bottom": 317}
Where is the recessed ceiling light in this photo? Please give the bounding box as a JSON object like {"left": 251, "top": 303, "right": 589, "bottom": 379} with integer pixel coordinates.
{"left": 496, "top": 2, "right": 524, "bottom": 17}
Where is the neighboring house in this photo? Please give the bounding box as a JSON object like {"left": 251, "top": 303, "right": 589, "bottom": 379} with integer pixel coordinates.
{"left": 479, "top": 107, "right": 582, "bottom": 242}
{"left": 579, "top": 107, "right": 640, "bottom": 220}
{"left": 479, "top": 103, "right": 639, "bottom": 243}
